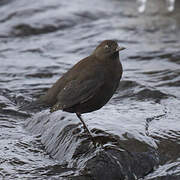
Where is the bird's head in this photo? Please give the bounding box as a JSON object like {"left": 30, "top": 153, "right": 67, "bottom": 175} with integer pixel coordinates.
{"left": 93, "top": 40, "right": 126, "bottom": 60}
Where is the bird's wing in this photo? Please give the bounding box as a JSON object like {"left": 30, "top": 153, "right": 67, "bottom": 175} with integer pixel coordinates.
{"left": 50, "top": 72, "right": 104, "bottom": 112}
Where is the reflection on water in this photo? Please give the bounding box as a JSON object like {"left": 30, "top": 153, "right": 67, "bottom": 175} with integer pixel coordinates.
{"left": 137, "top": 0, "right": 147, "bottom": 13}
{"left": 137, "top": 0, "right": 176, "bottom": 13}
{"left": 166, "top": 0, "right": 176, "bottom": 11}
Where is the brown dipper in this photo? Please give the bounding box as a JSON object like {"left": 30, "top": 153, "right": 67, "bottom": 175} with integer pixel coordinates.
{"left": 38, "top": 40, "right": 125, "bottom": 140}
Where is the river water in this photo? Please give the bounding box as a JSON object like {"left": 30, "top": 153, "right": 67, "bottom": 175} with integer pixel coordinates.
{"left": 0, "top": 0, "right": 180, "bottom": 179}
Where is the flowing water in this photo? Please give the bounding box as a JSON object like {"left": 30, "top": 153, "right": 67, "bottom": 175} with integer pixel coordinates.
{"left": 0, "top": 0, "right": 180, "bottom": 179}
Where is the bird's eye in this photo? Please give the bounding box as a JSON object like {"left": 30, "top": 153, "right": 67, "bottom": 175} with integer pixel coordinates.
{"left": 104, "top": 45, "right": 109, "bottom": 49}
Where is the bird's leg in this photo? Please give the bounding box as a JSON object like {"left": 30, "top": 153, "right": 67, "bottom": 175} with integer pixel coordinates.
{"left": 76, "top": 112, "right": 95, "bottom": 142}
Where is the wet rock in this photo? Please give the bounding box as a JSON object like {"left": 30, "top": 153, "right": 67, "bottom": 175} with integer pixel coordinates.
{"left": 25, "top": 111, "right": 158, "bottom": 180}
{"left": 135, "top": 88, "right": 169, "bottom": 102}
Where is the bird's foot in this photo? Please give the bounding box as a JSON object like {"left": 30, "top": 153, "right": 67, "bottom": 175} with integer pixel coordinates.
{"left": 85, "top": 134, "right": 104, "bottom": 148}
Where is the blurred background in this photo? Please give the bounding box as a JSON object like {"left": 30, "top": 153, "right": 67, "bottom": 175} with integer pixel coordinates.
{"left": 137, "top": 0, "right": 176, "bottom": 13}
{"left": 0, "top": 0, "right": 180, "bottom": 179}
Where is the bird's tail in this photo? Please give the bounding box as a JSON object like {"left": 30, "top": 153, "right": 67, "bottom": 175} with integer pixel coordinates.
{"left": 18, "top": 99, "right": 49, "bottom": 113}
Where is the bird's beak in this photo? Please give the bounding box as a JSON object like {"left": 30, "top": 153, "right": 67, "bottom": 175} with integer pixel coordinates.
{"left": 116, "top": 46, "right": 126, "bottom": 52}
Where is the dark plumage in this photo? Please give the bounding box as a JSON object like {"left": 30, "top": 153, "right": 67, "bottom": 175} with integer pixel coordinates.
{"left": 22, "top": 40, "right": 125, "bottom": 140}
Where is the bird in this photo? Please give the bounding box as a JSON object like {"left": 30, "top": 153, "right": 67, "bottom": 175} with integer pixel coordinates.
{"left": 21, "top": 40, "right": 125, "bottom": 141}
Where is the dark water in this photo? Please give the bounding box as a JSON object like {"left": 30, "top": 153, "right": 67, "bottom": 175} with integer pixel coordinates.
{"left": 0, "top": 0, "right": 180, "bottom": 179}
